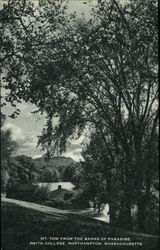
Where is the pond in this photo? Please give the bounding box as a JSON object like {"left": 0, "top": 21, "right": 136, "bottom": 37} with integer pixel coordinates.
{"left": 38, "top": 182, "right": 75, "bottom": 192}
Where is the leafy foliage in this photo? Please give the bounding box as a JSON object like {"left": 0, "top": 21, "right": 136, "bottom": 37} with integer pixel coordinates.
{"left": 7, "top": 155, "right": 38, "bottom": 190}
{"left": 1, "top": 113, "right": 18, "bottom": 192}
{"left": 1, "top": 113, "right": 18, "bottom": 162}
{"left": 32, "top": 184, "right": 50, "bottom": 201}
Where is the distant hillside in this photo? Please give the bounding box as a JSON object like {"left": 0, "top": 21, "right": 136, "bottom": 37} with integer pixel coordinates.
{"left": 10, "top": 155, "right": 78, "bottom": 183}
{"left": 33, "top": 156, "right": 75, "bottom": 169}
{"left": 33, "top": 156, "right": 76, "bottom": 182}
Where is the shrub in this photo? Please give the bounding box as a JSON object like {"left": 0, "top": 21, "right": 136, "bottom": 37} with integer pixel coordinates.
{"left": 32, "top": 185, "right": 50, "bottom": 202}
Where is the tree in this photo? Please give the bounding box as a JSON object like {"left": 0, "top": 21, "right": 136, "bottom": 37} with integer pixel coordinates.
{"left": 39, "top": 167, "right": 60, "bottom": 182}
{"left": 1, "top": 167, "right": 9, "bottom": 194}
{"left": 1, "top": 113, "right": 18, "bottom": 192}
{"left": 1, "top": 0, "right": 158, "bottom": 232}
{"left": 82, "top": 132, "right": 125, "bottom": 222}
{"left": 6, "top": 155, "right": 38, "bottom": 193}
{"left": 1, "top": 0, "right": 71, "bottom": 118}
{"left": 1, "top": 113, "right": 18, "bottom": 161}
{"left": 62, "top": 165, "right": 75, "bottom": 182}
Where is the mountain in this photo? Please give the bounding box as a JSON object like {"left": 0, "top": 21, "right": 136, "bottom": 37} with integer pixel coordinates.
{"left": 33, "top": 156, "right": 76, "bottom": 182}
{"left": 33, "top": 156, "right": 76, "bottom": 169}
{"left": 9, "top": 155, "right": 78, "bottom": 183}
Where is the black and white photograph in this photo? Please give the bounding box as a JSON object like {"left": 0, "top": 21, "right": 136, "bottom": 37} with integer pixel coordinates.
{"left": 1, "top": 0, "right": 159, "bottom": 249}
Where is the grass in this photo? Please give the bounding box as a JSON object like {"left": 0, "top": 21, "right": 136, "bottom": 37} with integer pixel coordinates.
{"left": 1, "top": 202, "right": 159, "bottom": 250}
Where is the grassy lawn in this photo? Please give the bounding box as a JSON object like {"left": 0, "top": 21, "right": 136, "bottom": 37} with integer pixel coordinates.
{"left": 1, "top": 202, "right": 159, "bottom": 250}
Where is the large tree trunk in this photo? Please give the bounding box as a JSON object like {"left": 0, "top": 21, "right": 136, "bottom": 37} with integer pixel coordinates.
{"left": 137, "top": 197, "right": 146, "bottom": 232}
{"left": 117, "top": 190, "right": 133, "bottom": 230}
{"left": 137, "top": 172, "right": 152, "bottom": 232}
{"left": 118, "top": 149, "right": 133, "bottom": 230}
{"left": 134, "top": 136, "right": 146, "bottom": 232}
{"left": 106, "top": 167, "right": 117, "bottom": 226}
{"left": 109, "top": 200, "right": 117, "bottom": 226}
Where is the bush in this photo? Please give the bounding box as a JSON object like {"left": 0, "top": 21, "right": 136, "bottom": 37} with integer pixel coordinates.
{"left": 32, "top": 185, "right": 50, "bottom": 202}
{"left": 1, "top": 170, "right": 9, "bottom": 193}
{"left": 50, "top": 198, "right": 72, "bottom": 209}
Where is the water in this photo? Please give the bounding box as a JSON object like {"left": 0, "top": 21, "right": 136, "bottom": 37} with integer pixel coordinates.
{"left": 94, "top": 203, "right": 110, "bottom": 223}
{"left": 38, "top": 182, "right": 75, "bottom": 192}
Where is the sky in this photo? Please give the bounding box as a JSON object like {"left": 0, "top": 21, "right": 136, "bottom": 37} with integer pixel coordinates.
{"left": 1, "top": 0, "right": 95, "bottom": 162}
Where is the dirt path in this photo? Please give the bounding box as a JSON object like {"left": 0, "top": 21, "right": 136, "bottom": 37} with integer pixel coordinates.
{"left": 2, "top": 197, "right": 72, "bottom": 215}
